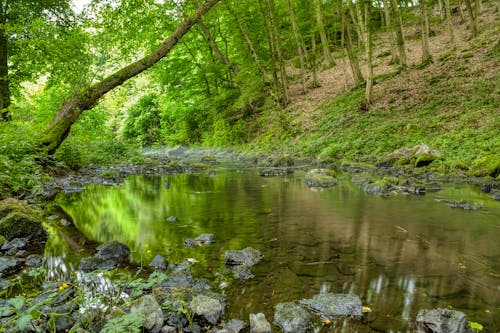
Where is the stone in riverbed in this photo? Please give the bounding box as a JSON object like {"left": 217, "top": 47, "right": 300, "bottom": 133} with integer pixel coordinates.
{"left": 299, "top": 293, "right": 362, "bottom": 319}
{"left": 249, "top": 313, "right": 271, "bottom": 333}
{"left": 225, "top": 247, "right": 263, "bottom": 266}
{"left": 416, "top": 309, "right": 472, "bottom": 333}
{"left": 304, "top": 169, "right": 337, "bottom": 188}
{"left": 185, "top": 233, "right": 215, "bottom": 247}
{"left": 447, "top": 201, "right": 481, "bottom": 211}
{"left": 0, "top": 211, "right": 47, "bottom": 242}
{"left": 26, "top": 254, "right": 43, "bottom": 268}
{"left": 0, "top": 256, "right": 23, "bottom": 277}
{"left": 1, "top": 238, "right": 27, "bottom": 251}
{"left": 490, "top": 190, "right": 500, "bottom": 201}
{"left": 150, "top": 254, "right": 168, "bottom": 271}
{"left": 80, "top": 240, "right": 130, "bottom": 272}
{"left": 189, "top": 294, "right": 225, "bottom": 325}
{"left": 132, "top": 295, "right": 164, "bottom": 333}
{"left": 273, "top": 302, "right": 312, "bottom": 333}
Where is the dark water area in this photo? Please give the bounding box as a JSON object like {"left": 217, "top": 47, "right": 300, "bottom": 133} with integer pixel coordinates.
{"left": 49, "top": 167, "right": 500, "bottom": 332}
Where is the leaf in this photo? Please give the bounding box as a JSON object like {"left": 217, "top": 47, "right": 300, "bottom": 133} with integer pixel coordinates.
{"left": 16, "top": 314, "right": 33, "bottom": 331}
{"left": 362, "top": 306, "right": 372, "bottom": 313}
{"left": 469, "top": 321, "right": 483, "bottom": 331}
{"left": 7, "top": 296, "right": 25, "bottom": 310}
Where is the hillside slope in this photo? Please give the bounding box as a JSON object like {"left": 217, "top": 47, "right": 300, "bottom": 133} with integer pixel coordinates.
{"left": 250, "top": 2, "right": 499, "bottom": 173}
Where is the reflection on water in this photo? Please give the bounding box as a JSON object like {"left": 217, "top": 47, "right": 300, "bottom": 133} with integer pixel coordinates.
{"left": 51, "top": 168, "right": 500, "bottom": 331}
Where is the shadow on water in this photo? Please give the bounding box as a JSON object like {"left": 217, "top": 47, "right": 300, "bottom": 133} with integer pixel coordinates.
{"left": 50, "top": 168, "right": 500, "bottom": 332}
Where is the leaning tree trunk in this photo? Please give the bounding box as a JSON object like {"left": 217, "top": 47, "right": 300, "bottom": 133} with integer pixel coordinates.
{"left": 198, "top": 19, "right": 239, "bottom": 75}
{"left": 39, "top": 0, "right": 220, "bottom": 154}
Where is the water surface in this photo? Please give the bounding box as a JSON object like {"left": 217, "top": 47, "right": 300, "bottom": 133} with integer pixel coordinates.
{"left": 50, "top": 167, "right": 500, "bottom": 332}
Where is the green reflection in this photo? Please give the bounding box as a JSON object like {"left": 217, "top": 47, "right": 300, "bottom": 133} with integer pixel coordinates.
{"left": 51, "top": 169, "right": 500, "bottom": 332}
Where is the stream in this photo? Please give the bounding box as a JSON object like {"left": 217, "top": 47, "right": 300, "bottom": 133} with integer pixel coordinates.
{"left": 47, "top": 165, "right": 500, "bottom": 332}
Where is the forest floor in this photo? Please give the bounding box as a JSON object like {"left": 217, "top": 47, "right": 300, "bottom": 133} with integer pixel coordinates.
{"left": 252, "top": 2, "right": 499, "bottom": 171}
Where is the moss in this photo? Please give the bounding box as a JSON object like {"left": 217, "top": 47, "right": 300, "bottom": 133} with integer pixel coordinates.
{"left": 394, "top": 156, "right": 411, "bottom": 166}
{"left": 305, "top": 169, "right": 337, "bottom": 187}
{"left": 200, "top": 156, "right": 217, "bottom": 164}
{"left": 0, "top": 211, "right": 47, "bottom": 241}
{"left": 0, "top": 198, "right": 37, "bottom": 220}
{"left": 189, "top": 162, "right": 209, "bottom": 170}
{"left": 415, "top": 153, "right": 436, "bottom": 167}
{"left": 470, "top": 154, "right": 500, "bottom": 177}
{"left": 272, "top": 155, "right": 294, "bottom": 167}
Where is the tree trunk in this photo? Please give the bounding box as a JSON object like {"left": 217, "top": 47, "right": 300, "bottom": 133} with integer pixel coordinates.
{"left": 311, "top": 34, "right": 321, "bottom": 88}
{"left": 287, "top": 0, "right": 307, "bottom": 94}
{"left": 313, "top": 0, "right": 334, "bottom": 66}
{"left": 457, "top": 0, "right": 466, "bottom": 23}
{"left": 420, "top": 0, "right": 432, "bottom": 63}
{"left": 444, "top": 0, "right": 457, "bottom": 49}
{"left": 382, "top": 0, "right": 398, "bottom": 64}
{"left": 437, "top": 0, "right": 445, "bottom": 20}
{"left": 364, "top": 1, "right": 374, "bottom": 105}
{"left": 464, "top": 0, "right": 478, "bottom": 37}
{"left": 348, "top": 0, "right": 363, "bottom": 48}
{"left": 197, "top": 19, "right": 239, "bottom": 75}
{"left": 390, "top": 0, "right": 408, "bottom": 68}
{"left": 39, "top": 0, "right": 220, "bottom": 154}
{"left": 338, "top": 0, "right": 364, "bottom": 86}
{"left": 0, "top": 2, "right": 10, "bottom": 121}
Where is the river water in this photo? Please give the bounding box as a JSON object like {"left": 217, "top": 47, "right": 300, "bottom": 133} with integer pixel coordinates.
{"left": 50, "top": 166, "right": 500, "bottom": 332}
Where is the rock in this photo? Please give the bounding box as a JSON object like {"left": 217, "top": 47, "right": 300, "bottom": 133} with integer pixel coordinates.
{"left": 0, "top": 256, "right": 23, "bottom": 277}
{"left": 132, "top": 295, "right": 164, "bottom": 333}
{"left": 80, "top": 241, "right": 130, "bottom": 272}
{"left": 0, "top": 278, "right": 12, "bottom": 290}
{"left": 223, "top": 319, "right": 247, "bottom": 333}
{"left": 164, "top": 182, "right": 170, "bottom": 189}
{"left": 299, "top": 293, "right": 362, "bottom": 319}
{"left": 150, "top": 255, "right": 168, "bottom": 271}
{"left": 157, "top": 266, "right": 194, "bottom": 290}
{"left": 259, "top": 169, "right": 290, "bottom": 177}
{"left": 416, "top": 309, "right": 472, "bottom": 333}
{"left": 201, "top": 156, "right": 218, "bottom": 165}
{"left": 375, "top": 144, "right": 439, "bottom": 168}
{"left": 249, "top": 313, "right": 271, "bottom": 333}
{"left": 1, "top": 238, "right": 27, "bottom": 251}
{"left": 470, "top": 154, "right": 500, "bottom": 177}
{"left": 167, "top": 216, "right": 177, "bottom": 222}
{"left": 490, "top": 190, "right": 500, "bottom": 201}
{"left": 272, "top": 155, "right": 294, "bottom": 167}
{"left": 304, "top": 169, "right": 337, "bottom": 188}
{"left": 230, "top": 265, "right": 255, "bottom": 280}
{"left": 194, "top": 278, "right": 212, "bottom": 291}
{"left": 273, "top": 302, "right": 312, "bottom": 333}
{"left": 363, "top": 184, "right": 392, "bottom": 196}
{"left": 26, "top": 254, "right": 43, "bottom": 268}
{"left": 185, "top": 233, "right": 215, "bottom": 247}
{"left": 189, "top": 295, "right": 225, "bottom": 325}
{"left": 161, "top": 325, "right": 177, "bottom": 333}
{"left": 0, "top": 211, "right": 47, "bottom": 242}
{"left": 225, "top": 247, "right": 263, "bottom": 267}
{"left": 448, "top": 201, "right": 481, "bottom": 211}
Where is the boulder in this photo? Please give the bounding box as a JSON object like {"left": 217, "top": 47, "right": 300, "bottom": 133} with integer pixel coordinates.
{"left": 304, "top": 169, "right": 337, "bottom": 188}
{"left": 80, "top": 241, "right": 130, "bottom": 272}
{"left": 299, "top": 293, "right": 362, "bottom": 319}
{"left": 0, "top": 211, "right": 47, "bottom": 242}
{"left": 132, "top": 295, "right": 164, "bottom": 333}
{"left": 375, "top": 144, "right": 439, "bottom": 168}
{"left": 273, "top": 302, "right": 312, "bottom": 333}
{"left": 1, "top": 238, "right": 27, "bottom": 251}
{"left": 470, "top": 154, "right": 500, "bottom": 177}
{"left": 189, "top": 295, "right": 225, "bottom": 325}
{"left": 249, "top": 313, "right": 271, "bottom": 333}
{"left": 416, "top": 309, "right": 472, "bottom": 333}
{"left": 0, "top": 256, "right": 23, "bottom": 277}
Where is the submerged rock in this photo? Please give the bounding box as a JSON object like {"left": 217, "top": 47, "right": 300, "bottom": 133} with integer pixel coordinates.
{"left": 260, "top": 169, "right": 290, "bottom": 177}
{"left": 304, "top": 169, "right": 337, "bottom": 188}
{"left": 225, "top": 247, "right": 263, "bottom": 267}
{"left": 219, "top": 319, "right": 247, "bottom": 333}
{"left": 416, "top": 309, "right": 472, "bottom": 333}
{"left": 447, "top": 201, "right": 481, "bottom": 211}
{"left": 185, "top": 233, "right": 215, "bottom": 247}
{"left": 299, "top": 293, "right": 362, "bottom": 319}
{"left": 273, "top": 302, "right": 312, "bottom": 333}
{"left": 249, "top": 313, "right": 271, "bottom": 333}
{"left": 26, "top": 254, "right": 43, "bottom": 268}
{"left": 189, "top": 294, "right": 225, "bottom": 325}
{"left": 167, "top": 216, "right": 177, "bottom": 222}
{"left": 80, "top": 240, "right": 130, "bottom": 272}
{"left": 490, "top": 190, "right": 500, "bottom": 201}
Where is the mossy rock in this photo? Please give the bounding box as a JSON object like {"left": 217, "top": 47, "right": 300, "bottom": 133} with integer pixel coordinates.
{"left": 200, "top": 156, "right": 217, "bottom": 165}
{"left": 166, "top": 161, "right": 184, "bottom": 172}
{"left": 470, "top": 154, "right": 500, "bottom": 177}
{"left": 394, "top": 156, "right": 411, "bottom": 166}
{"left": 272, "top": 155, "right": 294, "bottom": 167}
{"left": 415, "top": 153, "right": 436, "bottom": 167}
{"left": 305, "top": 169, "right": 337, "bottom": 188}
{"left": 0, "top": 211, "right": 47, "bottom": 241}
{"left": 0, "top": 198, "right": 34, "bottom": 220}
{"left": 189, "top": 162, "right": 210, "bottom": 171}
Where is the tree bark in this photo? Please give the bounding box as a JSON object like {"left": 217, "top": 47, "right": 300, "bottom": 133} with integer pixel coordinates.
{"left": 363, "top": 1, "right": 374, "bottom": 105}
{"left": 390, "top": 0, "right": 408, "bottom": 68}
{"left": 0, "top": 1, "right": 10, "bottom": 121}
{"left": 338, "top": 0, "right": 363, "bottom": 86}
{"left": 39, "top": 0, "right": 220, "bottom": 154}
{"left": 420, "top": 0, "right": 432, "bottom": 63}
{"left": 287, "top": 0, "right": 307, "bottom": 94}
{"left": 382, "top": 0, "right": 398, "bottom": 64}
{"left": 444, "top": 0, "right": 457, "bottom": 49}
{"left": 313, "top": 0, "right": 334, "bottom": 66}
{"left": 464, "top": 0, "right": 478, "bottom": 37}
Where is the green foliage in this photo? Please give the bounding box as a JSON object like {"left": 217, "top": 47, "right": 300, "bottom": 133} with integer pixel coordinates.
{"left": 123, "top": 94, "right": 163, "bottom": 146}
{"left": 469, "top": 321, "right": 483, "bottom": 332}
{"left": 100, "top": 310, "right": 144, "bottom": 333}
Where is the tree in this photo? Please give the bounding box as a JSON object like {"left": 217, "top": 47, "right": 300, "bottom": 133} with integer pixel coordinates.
{"left": 419, "top": 0, "right": 432, "bottom": 64}
{"left": 0, "top": 0, "right": 74, "bottom": 121}
{"left": 39, "top": 0, "right": 221, "bottom": 154}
